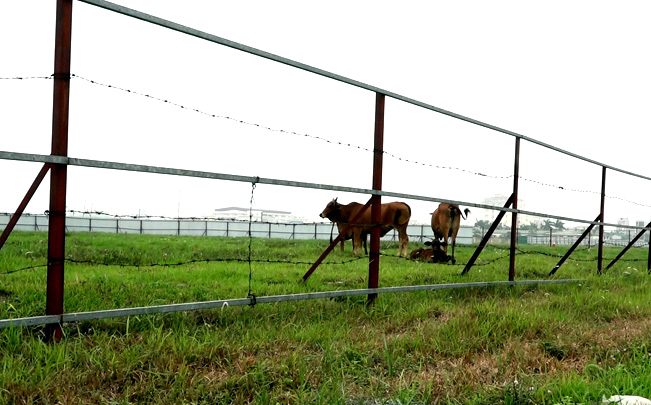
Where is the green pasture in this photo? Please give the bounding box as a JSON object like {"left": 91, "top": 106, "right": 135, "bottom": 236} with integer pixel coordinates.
{"left": 1, "top": 231, "right": 651, "bottom": 404}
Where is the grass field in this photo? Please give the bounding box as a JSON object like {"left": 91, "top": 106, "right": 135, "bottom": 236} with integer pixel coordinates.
{"left": 1, "top": 231, "right": 651, "bottom": 404}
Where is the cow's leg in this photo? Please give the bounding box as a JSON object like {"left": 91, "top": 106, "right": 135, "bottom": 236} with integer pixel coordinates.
{"left": 398, "top": 228, "right": 409, "bottom": 257}
{"left": 450, "top": 239, "right": 456, "bottom": 264}
{"left": 450, "top": 227, "right": 460, "bottom": 264}
{"left": 340, "top": 240, "right": 345, "bottom": 252}
{"left": 363, "top": 233, "right": 368, "bottom": 255}
{"left": 352, "top": 228, "right": 362, "bottom": 256}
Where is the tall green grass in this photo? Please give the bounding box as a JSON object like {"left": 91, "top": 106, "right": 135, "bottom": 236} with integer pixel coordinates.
{"left": 1, "top": 231, "right": 651, "bottom": 404}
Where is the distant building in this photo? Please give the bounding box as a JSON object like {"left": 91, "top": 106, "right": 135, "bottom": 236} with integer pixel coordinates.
{"left": 479, "top": 194, "right": 535, "bottom": 227}
{"left": 617, "top": 217, "right": 629, "bottom": 232}
{"left": 209, "top": 207, "right": 305, "bottom": 223}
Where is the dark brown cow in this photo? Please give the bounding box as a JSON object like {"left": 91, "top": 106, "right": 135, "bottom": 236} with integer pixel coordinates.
{"left": 320, "top": 198, "right": 411, "bottom": 257}
{"left": 430, "top": 203, "right": 470, "bottom": 264}
{"left": 409, "top": 239, "right": 451, "bottom": 263}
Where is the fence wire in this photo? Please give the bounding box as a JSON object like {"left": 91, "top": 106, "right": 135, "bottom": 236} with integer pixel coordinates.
{"left": 4, "top": 73, "right": 651, "bottom": 210}
{"left": 2, "top": 245, "right": 644, "bottom": 277}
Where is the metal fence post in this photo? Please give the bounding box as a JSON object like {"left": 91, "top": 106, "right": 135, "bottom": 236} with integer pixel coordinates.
{"left": 509, "top": 137, "right": 520, "bottom": 281}
{"left": 368, "top": 92, "right": 385, "bottom": 305}
{"left": 598, "top": 167, "right": 606, "bottom": 275}
{"left": 46, "top": 0, "right": 73, "bottom": 342}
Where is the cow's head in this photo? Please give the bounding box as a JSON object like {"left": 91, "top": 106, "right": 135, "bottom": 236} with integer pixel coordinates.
{"left": 424, "top": 239, "right": 442, "bottom": 249}
{"left": 319, "top": 198, "right": 340, "bottom": 220}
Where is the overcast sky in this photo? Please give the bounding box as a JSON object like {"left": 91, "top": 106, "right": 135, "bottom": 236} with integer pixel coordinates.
{"left": 1, "top": 1, "right": 650, "bottom": 226}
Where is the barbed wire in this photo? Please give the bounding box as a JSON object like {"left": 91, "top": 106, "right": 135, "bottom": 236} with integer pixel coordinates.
{"left": 2, "top": 246, "right": 646, "bottom": 276}
{"left": 64, "top": 75, "right": 600, "bottom": 187}
{"left": 0, "top": 263, "right": 48, "bottom": 275}
{"left": 0, "top": 256, "right": 367, "bottom": 275}
{"left": 2, "top": 74, "right": 650, "bottom": 209}
{"left": 64, "top": 209, "right": 214, "bottom": 221}
{"left": 0, "top": 75, "right": 53, "bottom": 80}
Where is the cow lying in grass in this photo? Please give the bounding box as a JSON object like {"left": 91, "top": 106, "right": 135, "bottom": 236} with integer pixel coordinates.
{"left": 409, "top": 239, "right": 452, "bottom": 263}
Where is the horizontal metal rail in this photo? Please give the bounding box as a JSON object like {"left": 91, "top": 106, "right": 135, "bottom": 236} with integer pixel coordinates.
{"left": 1, "top": 150, "right": 644, "bottom": 231}
{"left": 77, "top": 0, "right": 651, "bottom": 183}
{"left": 0, "top": 278, "right": 582, "bottom": 329}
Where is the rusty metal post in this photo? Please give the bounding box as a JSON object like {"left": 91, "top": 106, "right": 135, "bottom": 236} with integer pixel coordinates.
{"left": 598, "top": 166, "right": 606, "bottom": 275}
{"left": 46, "top": 0, "right": 73, "bottom": 341}
{"left": 648, "top": 230, "right": 651, "bottom": 274}
{"left": 368, "top": 93, "right": 385, "bottom": 305}
{"left": 509, "top": 137, "right": 520, "bottom": 281}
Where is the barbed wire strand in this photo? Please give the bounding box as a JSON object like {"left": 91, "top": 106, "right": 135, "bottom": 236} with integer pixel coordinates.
{"left": 2, "top": 74, "right": 650, "bottom": 209}
{"left": 3, "top": 246, "right": 648, "bottom": 276}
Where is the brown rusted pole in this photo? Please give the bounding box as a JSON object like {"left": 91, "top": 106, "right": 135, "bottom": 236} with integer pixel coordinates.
{"left": 462, "top": 193, "right": 515, "bottom": 275}
{"left": 302, "top": 198, "right": 373, "bottom": 282}
{"left": 606, "top": 221, "right": 651, "bottom": 270}
{"left": 368, "top": 93, "right": 385, "bottom": 305}
{"left": 46, "top": 0, "right": 73, "bottom": 342}
{"left": 598, "top": 166, "right": 606, "bottom": 275}
{"left": 549, "top": 214, "right": 601, "bottom": 276}
{"left": 0, "top": 164, "right": 51, "bottom": 252}
{"left": 509, "top": 137, "right": 520, "bottom": 281}
{"left": 648, "top": 229, "right": 651, "bottom": 274}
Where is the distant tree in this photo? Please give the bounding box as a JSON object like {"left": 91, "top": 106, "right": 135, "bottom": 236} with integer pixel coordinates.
{"left": 554, "top": 219, "right": 566, "bottom": 231}
{"left": 474, "top": 220, "right": 492, "bottom": 238}
{"left": 474, "top": 220, "right": 491, "bottom": 229}
{"left": 541, "top": 220, "right": 554, "bottom": 230}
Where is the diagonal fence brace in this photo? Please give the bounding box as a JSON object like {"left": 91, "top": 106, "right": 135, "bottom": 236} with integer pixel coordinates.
{"left": 549, "top": 214, "right": 601, "bottom": 276}
{"left": 605, "top": 220, "right": 651, "bottom": 271}
{"left": 461, "top": 193, "right": 515, "bottom": 275}
{"left": 0, "top": 164, "right": 51, "bottom": 252}
{"left": 302, "top": 197, "right": 373, "bottom": 282}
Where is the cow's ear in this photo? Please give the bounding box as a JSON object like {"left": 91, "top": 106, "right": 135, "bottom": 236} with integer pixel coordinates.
{"left": 334, "top": 197, "right": 338, "bottom": 203}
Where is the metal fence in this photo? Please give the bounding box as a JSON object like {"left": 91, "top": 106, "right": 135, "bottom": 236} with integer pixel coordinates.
{"left": 0, "top": 213, "right": 474, "bottom": 244}
{"left": 1, "top": 0, "right": 645, "bottom": 332}
{"left": 3, "top": 213, "right": 645, "bottom": 247}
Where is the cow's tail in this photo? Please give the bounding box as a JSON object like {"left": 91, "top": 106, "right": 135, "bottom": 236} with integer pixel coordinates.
{"left": 461, "top": 208, "right": 470, "bottom": 220}
{"left": 394, "top": 203, "right": 411, "bottom": 226}
{"left": 449, "top": 205, "right": 457, "bottom": 224}
{"left": 451, "top": 206, "right": 470, "bottom": 221}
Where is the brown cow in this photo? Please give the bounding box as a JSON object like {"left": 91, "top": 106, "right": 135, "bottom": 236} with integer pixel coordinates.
{"left": 331, "top": 222, "right": 392, "bottom": 255}
{"left": 320, "top": 198, "right": 411, "bottom": 257}
{"left": 430, "top": 203, "right": 470, "bottom": 264}
{"left": 409, "top": 239, "right": 452, "bottom": 263}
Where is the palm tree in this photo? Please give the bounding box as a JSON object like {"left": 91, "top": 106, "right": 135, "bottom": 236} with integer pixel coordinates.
{"left": 474, "top": 220, "right": 492, "bottom": 238}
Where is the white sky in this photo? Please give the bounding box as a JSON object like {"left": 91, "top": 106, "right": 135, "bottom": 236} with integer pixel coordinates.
{"left": 1, "top": 1, "right": 650, "bottom": 227}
